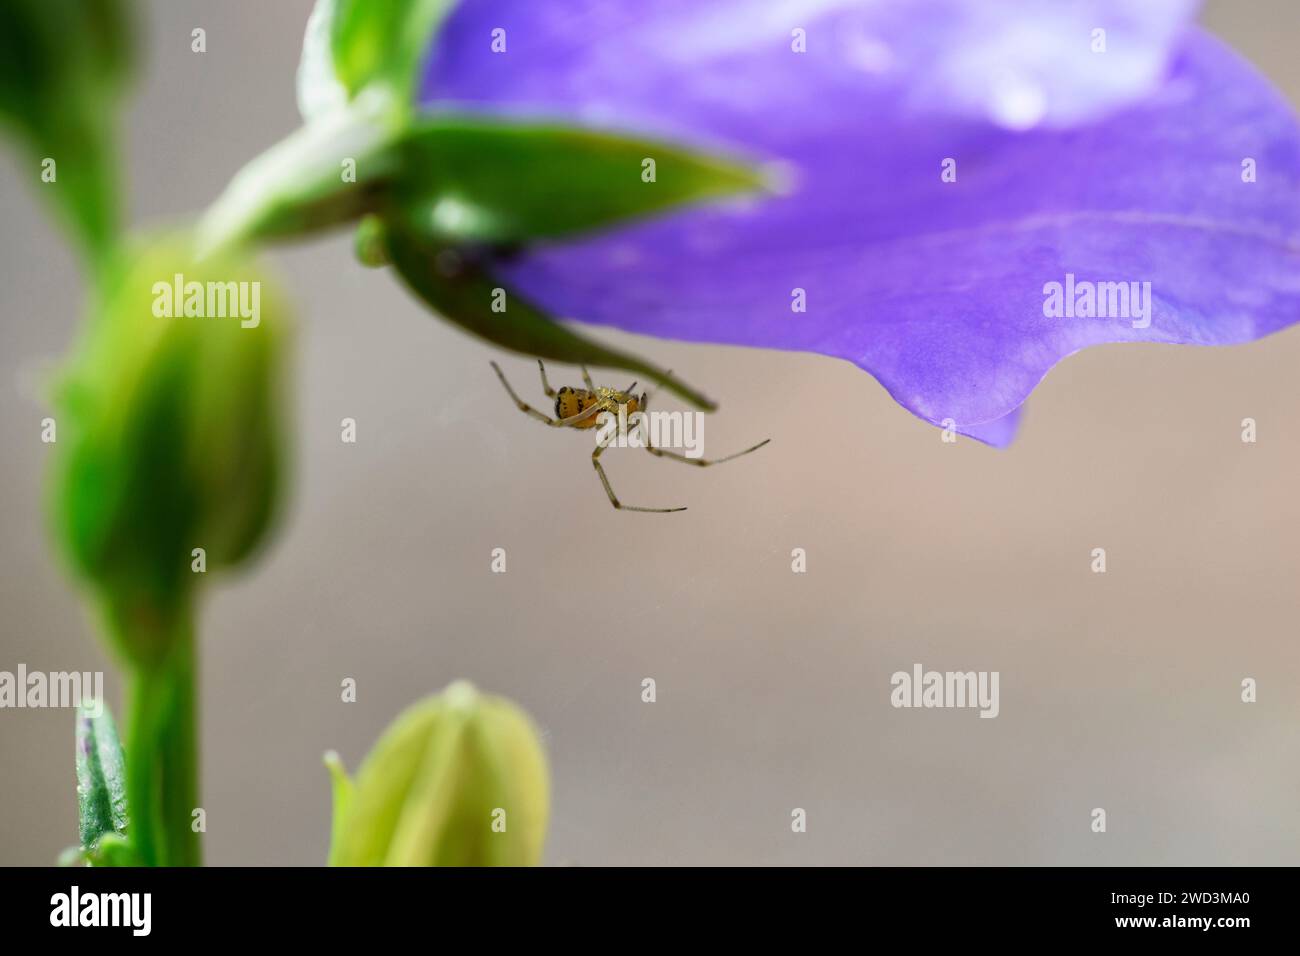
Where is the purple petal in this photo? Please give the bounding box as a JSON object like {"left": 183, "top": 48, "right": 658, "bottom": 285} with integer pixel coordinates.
{"left": 422, "top": 5, "right": 1299, "bottom": 444}
{"left": 424, "top": 0, "right": 1200, "bottom": 134}
{"left": 960, "top": 406, "right": 1023, "bottom": 448}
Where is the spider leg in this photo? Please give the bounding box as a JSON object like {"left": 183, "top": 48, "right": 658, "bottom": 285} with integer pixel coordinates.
{"left": 591, "top": 443, "right": 687, "bottom": 513}
{"left": 537, "top": 360, "right": 557, "bottom": 398}
{"left": 559, "top": 406, "right": 605, "bottom": 426}
{"left": 638, "top": 388, "right": 771, "bottom": 465}
{"left": 491, "top": 361, "right": 602, "bottom": 427}
{"left": 646, "top": 437, "right": 772, "bottom": 467}
{"left": 581, "top": 365, "right": 597, "bottom": 392}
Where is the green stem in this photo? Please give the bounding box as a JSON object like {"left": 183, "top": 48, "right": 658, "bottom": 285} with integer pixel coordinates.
{"left": 124, "top": 610, "right": 201, "bottom": 866}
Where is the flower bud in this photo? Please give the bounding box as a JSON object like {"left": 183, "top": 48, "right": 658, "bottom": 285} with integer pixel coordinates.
{"left": 48, "top": 233, "right": 292, "bottom": 665}
{"left": 328, "top": 682, "right": 549, "bottom": 866}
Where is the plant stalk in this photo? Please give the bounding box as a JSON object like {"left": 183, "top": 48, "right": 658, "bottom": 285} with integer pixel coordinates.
{"left": 123, "top": 610, "right": 201, "bottom": 866}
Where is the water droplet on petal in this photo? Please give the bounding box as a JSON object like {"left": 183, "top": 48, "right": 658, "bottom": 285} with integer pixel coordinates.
{"left": 990, "top": 72, "right": 1047, "bottom": 130}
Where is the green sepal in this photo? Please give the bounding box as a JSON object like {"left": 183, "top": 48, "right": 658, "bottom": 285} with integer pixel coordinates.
{"left": 389, "top": 116, "right": 769, "bottom": 245}
{"left": 298, "top": 0, "right": 459, "bottom": 120}
{"left": 199, "top": 111, "right": 768, "bottom": 259}
{"left": 382, "top": 222, "right": 717, "bottom": 410}
{"left": 331, "top": 0, "right": 458, "bottom": 105}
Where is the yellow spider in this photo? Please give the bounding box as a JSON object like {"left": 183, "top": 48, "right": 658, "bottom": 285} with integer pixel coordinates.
{"left": 490, "top": 360, "right": 770, "bottom": 513}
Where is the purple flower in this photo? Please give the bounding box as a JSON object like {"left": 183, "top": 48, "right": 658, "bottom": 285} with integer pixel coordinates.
{"left": 421, "top": 0, "right": 1300, "bottom": 444}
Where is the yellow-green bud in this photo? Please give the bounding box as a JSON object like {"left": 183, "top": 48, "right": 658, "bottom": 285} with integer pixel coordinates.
{"left": 328, "top": 682, "right": 550, "bottom": 866}
{"left": 48, "top": 233, "right": 292, "bottom": 665}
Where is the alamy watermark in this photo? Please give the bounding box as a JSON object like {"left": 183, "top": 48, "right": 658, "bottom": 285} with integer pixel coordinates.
{"left": 1043, "top": 273, "right": 1152, "bottom": 329}
{"left": 50, "top": 886, "right": 151, "bottom": 936}
{"left": 890, "top": 663, "right": 999, "bottom": 718}
{"left": 594, "top": 404, "right": 705, "bottom": 458}
{"left": 0, "top": 665, "right": 104, "bottom": 714}
{"left": 152, "top": 272, "right": 261, "bottom": 328}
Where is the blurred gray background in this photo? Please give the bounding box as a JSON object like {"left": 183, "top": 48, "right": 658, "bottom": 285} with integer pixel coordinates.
{"left": 2, "top": 0, "right": 1298, "bottom": 866}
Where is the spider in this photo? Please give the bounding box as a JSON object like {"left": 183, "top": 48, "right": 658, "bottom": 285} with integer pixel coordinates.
{"left": 490, "top": 360, "right": 770, "bottom": 513}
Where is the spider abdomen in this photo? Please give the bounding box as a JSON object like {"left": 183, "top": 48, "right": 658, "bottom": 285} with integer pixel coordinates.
{"left": 555, "top": 386, "right": 639, "bottom": 428}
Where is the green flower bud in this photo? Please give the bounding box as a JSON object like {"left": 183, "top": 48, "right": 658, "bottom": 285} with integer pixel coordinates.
{"left": 48, "top": 233, "right": 292, "bottom": 666}
{"left": 328, "top": 682, "right": 550, "bottom": 867}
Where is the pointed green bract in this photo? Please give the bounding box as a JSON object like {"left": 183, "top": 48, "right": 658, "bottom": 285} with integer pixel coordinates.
{"left": 75, "top": 700, "right": 128, "bottom": 850}
{"left": 329, "top": 682, "right": 549, "bottom": 867}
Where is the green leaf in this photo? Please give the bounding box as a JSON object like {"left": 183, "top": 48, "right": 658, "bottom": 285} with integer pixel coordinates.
{"left": 0, "top": 0, "right": 134, "bottom": 265}
{"left": 391, "top": 116, "right": 771, "bottom": 244}
{"left": 75, "top": 700, "right": 128, "bottom": 850}
{"left": 382, "top": 222, "right": 718, "bottom": 410}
